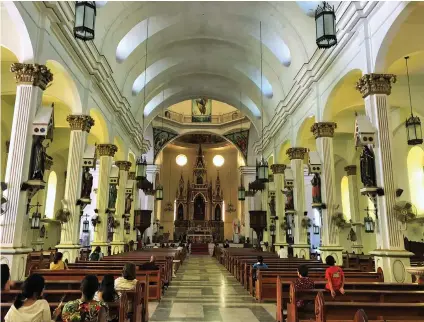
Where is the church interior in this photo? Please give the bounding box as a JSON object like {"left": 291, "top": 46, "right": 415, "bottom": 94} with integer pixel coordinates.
{"left": 1, "top": 1, "right": 424, "bottom": 321}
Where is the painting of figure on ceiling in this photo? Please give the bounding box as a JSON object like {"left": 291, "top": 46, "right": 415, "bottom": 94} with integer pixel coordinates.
{"left": 192, "top": 98, "right": 212, "bottom": 122}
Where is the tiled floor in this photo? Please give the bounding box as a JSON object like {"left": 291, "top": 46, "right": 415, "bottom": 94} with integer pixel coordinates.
{"left": 149, "top": 255, "right": 277, "bottom": 321}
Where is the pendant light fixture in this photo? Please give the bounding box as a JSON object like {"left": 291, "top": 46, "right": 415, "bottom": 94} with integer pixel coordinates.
{"left": 257, "top": 21, "right": 269, "bottom": 183}
{"left": 315, "top": 2, "right": 337, "bottom": 49}
{"left": 404, "top": 56, "right": 423, "bottom": 146}
{"left": 136, "top": 18, "right": 150, "bottom": 181}
{"left": 74, "top": 1, "right": 96, "bottom": 41}
{"left": 227, "top": 168, "right": 236, "bottom": 213}
{"left": 30, "top": 202, "right": 42, "bottom": 229}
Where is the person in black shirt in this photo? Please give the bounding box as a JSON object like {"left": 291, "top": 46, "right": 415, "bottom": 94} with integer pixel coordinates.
{"left": 140, "top": 255, "right": 159, "bottom": 271}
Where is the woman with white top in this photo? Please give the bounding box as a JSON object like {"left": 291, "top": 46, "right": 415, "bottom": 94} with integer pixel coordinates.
{"left": 5, "top": 274, "right": 61, "bottom": 322}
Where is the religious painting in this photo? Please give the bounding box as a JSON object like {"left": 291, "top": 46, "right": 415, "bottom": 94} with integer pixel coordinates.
{"left": 192, "top": 98, "right": 212, "bottom": 122}
{"left": 224, "top": 130, "right": 249, "bottom": 161}
{"left": 153, "top": 127, "right": 178, "bottom": 160}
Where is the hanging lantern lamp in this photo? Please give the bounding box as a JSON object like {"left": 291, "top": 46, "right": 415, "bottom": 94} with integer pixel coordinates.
{"left": 74, "top": 1, "right": 96, "bottom": 41}
{"left": 136, "top": 156, "right": 147, "bottom": 180}
{"left": 82, "top": 215, "right": 89, "bottom": 233}
{"left": 155, "top": 184, "right": 163, "bottom": 201}
{"left": 313, "top": 224, "right": 320, "bottom": 235}
{"left": 238, "top": 185, "right": 246, "bottom": 201}
{"left": 364, "top": 214, "right": 375, "bottom": 233}
{"left": 257, "top": 157, "right": 269, "bottom": 183}
{"left": 404, "top": 56, "right": 423, "bottom": 146}
{"left": 31, "top": 211, "right": 41, "bottom": 229}
{"left": 315, "top": 2, "right": 337, "bottom": 49}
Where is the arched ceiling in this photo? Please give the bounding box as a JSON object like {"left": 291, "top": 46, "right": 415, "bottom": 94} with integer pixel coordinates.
{"left": 93, "top": 1, "right": 316, "bottom": 125}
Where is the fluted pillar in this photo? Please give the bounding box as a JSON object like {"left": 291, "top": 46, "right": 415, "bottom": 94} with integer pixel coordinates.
{"left": 356, "top": 74, "right": 412, "bottom": 282}
{"left": 143, "top": 165, "right": 160, "bottom": 243}
{"left": 1, "top": 63, "right": 53, "bottom": 280}
{"left": 57, "top": 115, "right": 94, "bottom": 262}
{"left": 126, "top": 172, "right": 137, "bottom": 245}
{"left": 271, "top": 164, "right": 288, "bottom": 251}
{"left": 287, "top": 148, "right": 310, "bottom": 259}
{"left": 345, "top": 165, "right": 363, "bottom": 253}
{"left": 311, "top": 122, "right": 343, "bottom": 264}
{"left": 111, "top": 161, "right": 131, "bottom": 254}
{"left": 92, "top": 144, "right": 117, "bottom": 254}
{"left": 261, "top": 180, "right": 270, "bottom": 248}
{"left": 240, "top": 166, "right": 256, "bottom": 242}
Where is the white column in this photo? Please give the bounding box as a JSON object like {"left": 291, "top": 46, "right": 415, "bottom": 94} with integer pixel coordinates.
{"left": 144, "top": 165, "right": 160, "bottom": 243}
{"left": 271, "top": 164, "right": 288, "bottom": 251}
{"left": 57, "top": 115, "right": 94, "bottom": 262}
{"left": 345, "top": 165, "right": 364, "bottom": 253}
{"left": 1, "top": 63, "right": 52, "bottom": 280}
{"left": 240, "top": 166, "right": 255, "bottom": 242}
{"left": 91, "top": 144, "right": 117, "bottom": 254}
{"left": 287, "top": 148, "right": 310, "bottom": 259}
{"left": 111, "top": 161, "right": 131, "bottom": 254}
{"left": 356, "top": 74, "right": 412, "bottom": 282}
{"left": 261, "top": 181, "right": 270, "bottom": 248}
{"left": 312, "top": 122, "right": 343, "bottom": 265}
{"left": 126, "top": 171, "right": 137, "bottom": 246}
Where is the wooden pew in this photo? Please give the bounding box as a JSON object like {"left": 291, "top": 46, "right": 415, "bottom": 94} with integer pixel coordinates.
{"left": 25, "top": 250, "right": 55, "bottom": 275}
{"left": 286, "top": 283, "right": 424, "bottom": 322}
{"left": 31, "top": 269, "right": 161, "bottom": 301}
{"left": 342, "top": 252, "right": 374, "bottom": 272}
{"left": 314, "top": 291, "right": 424, "bottom": 322}
{"left": 255, "top": 268, "right": 384, "bottom": 302}
{"left": 276, "top": 278, "right": 424, "bottom": 322}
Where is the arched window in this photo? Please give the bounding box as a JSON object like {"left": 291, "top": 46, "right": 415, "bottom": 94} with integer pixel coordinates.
{"left": 44, "top": 171, "right": 57, "bottom": 219}
{"left": 341, "top": 176, "right": 351, "bottom": 221}
{"left": 407, "top": 146, "right": 424, "bottom": 214}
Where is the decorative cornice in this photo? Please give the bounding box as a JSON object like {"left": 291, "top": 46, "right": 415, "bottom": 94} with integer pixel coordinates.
{"left": 344, "top": 165, "right": 357, "bottom": 176}
{"left": 286, "top": 147, "right": 308, "bottom": 160}
{"left": 96, "top": 144, "right": 118, "bottom": 157}
{"left": 311, "top": 122, "right": 337, "bottom": 139}
{"left": 10, "top": 63, "right": 53, "bottom": 90}
{"left": 356, "top": 73, "right": 396, "bottom": 98}
{"left": 66, "top": 115, "right": 95, "bottom": 132}
{"left": 270, "top": 164, "right": 287, "bottom": 174}
{"left": 128, "top": 172, "right": 136, "bottom": 180}
{"left": 45, "top": 157, "right": 54, "bottom": 171}
{"left": 115, "top": 161, "right": 132, "bottom": 171}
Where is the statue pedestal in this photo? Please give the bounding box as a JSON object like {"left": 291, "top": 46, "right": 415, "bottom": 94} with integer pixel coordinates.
{"left": 233, "top": 234, "right": 240, "bottom": 244}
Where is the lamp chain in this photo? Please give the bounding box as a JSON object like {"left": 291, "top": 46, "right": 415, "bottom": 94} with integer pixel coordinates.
{"left": 142, "top": 18, "right": 150, "bottom": 134}
{"left": 405, "top": 56, "right": 413, "bottom": 116}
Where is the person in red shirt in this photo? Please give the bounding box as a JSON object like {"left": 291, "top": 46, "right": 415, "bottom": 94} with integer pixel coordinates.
{"left": 325, "top": 255, "right": 345, "bottom": 298}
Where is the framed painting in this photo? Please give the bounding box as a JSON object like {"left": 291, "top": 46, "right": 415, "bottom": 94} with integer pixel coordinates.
{"left": 192, "top": 98, "right": 212, "bottom": 122}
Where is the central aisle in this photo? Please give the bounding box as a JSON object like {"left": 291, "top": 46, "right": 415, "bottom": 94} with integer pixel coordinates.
{"left": 149, "top": 255, "right": 277, "bottom": 322}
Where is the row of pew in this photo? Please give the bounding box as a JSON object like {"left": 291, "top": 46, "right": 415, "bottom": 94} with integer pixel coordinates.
{"left": 1, "top": 247, "right": 187, "bottom": 322}
{"left": 215, "top": 247, "right": 424, "bottom": 322}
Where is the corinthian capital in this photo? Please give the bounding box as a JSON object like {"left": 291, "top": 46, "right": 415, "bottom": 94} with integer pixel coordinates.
{"left": 67, "top": 115, "right": 95, "bottom": 133}
{"left": 96, "top": 144, "right": 118, "bottom": 157}
{"left": 356, "top": 73, "right": 396, "bottom": 98}
{"left": 270, "top": 164, "right": 286, "bottom": 174}
{"left": 286, "top": 147, "right": 308, "bottom": 160}
{"left": 10, "top": 63, "right": 53, "bottom": 90}
{"left": 115, "top": 161, "right": 132, "bottom": 171}
{"left": 128, "top": 172, "right": 136, "bottom": 180}
{"left": 311, "top": 122, "right": 337, "bottom": 139}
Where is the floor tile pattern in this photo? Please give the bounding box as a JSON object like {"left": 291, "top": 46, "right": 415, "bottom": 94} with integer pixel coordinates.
{"left": 149, "top": 255, "right": 276, "bottom": 321}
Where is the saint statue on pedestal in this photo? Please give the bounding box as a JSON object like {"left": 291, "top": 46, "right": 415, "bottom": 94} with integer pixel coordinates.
{"left": 360, "top": 146, "right": 377, "bottom": 187}
{"left": 311, "top": 173, "right": 322, "bottom": 204}
{"left": 124, "top": 193, "right": 133, "bottom": 214}
{"left": 283, "top": 188, "right": 294, "bottom": 210}
{"left": 81, "top": 168, "right": 93, "bottom": 199}
{"left": 30, "top": 136, "right": 46, "bottom": 181}
{"left": 108, "top": 184, "right": 118, "bottom": 209}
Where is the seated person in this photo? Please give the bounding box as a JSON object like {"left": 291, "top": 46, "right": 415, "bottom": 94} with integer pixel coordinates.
{"left": 278, "top": 246, "right": 288, "bottom": 259}
{"left": 139, "top": 255, "right": 159, "bottom": 271}
{"left": 89, "top": 246, "right": 103, "bottom": 261}
{"left": 252, "top": 256, "right": 268, "bottom": 281}
{"left": 50, "top": 252, "right": 68, "bottom": 270}
{"left": 325, "top": 255, "right": 345, "bottom": 298}
{"left": 176, "top": 243, "right": 184, "bottom": 251}
{"left": 1, "top": 263, "right": 13, "bottom": 291}
{"left": 5, "top": 273, "right": 62, "bottom": 321}
{"left": 115, "top": 263, "right": 137, "bottom": 292}
{"left": 223, "top": 240, "right": 230, "bottom": 248}
{"left": 94, "top": 274, "right": 119, "bottom": 322}
{"left": 294, "top": 265, "right": 315, "bottom": 308}
{"left": 62, "top": 275, "right": 108, "bottom": 322}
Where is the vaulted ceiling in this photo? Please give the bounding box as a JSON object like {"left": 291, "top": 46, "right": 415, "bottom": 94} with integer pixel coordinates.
{"left": 92, "top": 1, "right": 319, "bottom": 127}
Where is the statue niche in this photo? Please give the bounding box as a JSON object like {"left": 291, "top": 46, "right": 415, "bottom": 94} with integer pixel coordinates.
{"left": 360, "top": 146, "right": 377, "bottom": 187}
{"left": 108, "top": 184, "right": 118, "bottom": 210}
{"left": 81, "top": 167, "right": 93, "bottom": 199}
{"left": 177, "top": 204, "right": 184, "bottom": 221}
{"left": 30, "top": 136, "right": 47, "bottom": 181}
{"left": 214, "top": 204, "right": 221, "bottom": 221}
{"left": 194, "top": 194, "right": 206, "bottom": 220}
{"left": 311, "top": 173, "right": 322, "bottom": 205}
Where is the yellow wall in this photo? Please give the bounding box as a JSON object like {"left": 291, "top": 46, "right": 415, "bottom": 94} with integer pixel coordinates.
{"left": 168, "top": 99, "right": 237, "bottom": 115}
{"left": 160, "top": 144, "right": 239, "bottom": 240}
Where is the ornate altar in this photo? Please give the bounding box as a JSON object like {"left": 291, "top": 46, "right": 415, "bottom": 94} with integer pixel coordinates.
{"left": 174, "top": 145, "right": 224, "bottom": 242}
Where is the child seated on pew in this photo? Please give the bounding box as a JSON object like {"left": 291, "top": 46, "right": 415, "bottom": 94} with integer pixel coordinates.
{"left": 50, "top": 252, "right": 68, "bottom": 270}
{"left": 5, "top": 273, "right": 62, "bottom": 322}
{"left": 325, "top": 255, "right": 345, "bottom": 298}
{"left": 94, "top": 275, "right": 119, "bottom": 322}
{"left": 294, "top": 265, "right": 315, "bottom": 308}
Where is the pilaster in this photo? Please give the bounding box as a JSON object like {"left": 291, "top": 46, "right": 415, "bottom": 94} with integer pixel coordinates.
{"left": 345, "top": 165, "right": 363, "bottom": 253}
{"left": 91, "top": 144, "right": 117, "bottom": 254}
{"left": 271, "top": 164, "right": 288, "bottom": 250}
{"left": 57, "top": 115, "right": 94, "bottom": 262}
{"left": 311, "top": 122, "right": 343, "bottom": 265}
{"left": 144, "top": 164, "right": 160, "bottom": 242}
{"left": 240, "top": 166, "right": 256, "bottom": 241}
{"left": 1, "top": 63, "right": 53, "bottom": 280}
{"left": 356, "top": 74, "right": 412, "bottom": 282}
{"left": 286, "top": 148, "right": 310, "bottom": 259}
{"left": 126, "top": 171, "right": 137, "bottom": 245}
{"left": 110, "top": 161, "right": 131, "bottom": 254}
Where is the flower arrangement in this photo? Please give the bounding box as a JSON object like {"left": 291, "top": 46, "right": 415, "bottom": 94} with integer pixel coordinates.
{"left": 301, "top": 217, "right": 312, "bottom": 228}
{"left": 332, "top": 212, "right": 346, "bottom": 228}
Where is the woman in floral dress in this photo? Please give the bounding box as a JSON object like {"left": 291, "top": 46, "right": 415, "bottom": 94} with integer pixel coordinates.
{"left": 62, "top": 275, "right": 108, "bottom": 322}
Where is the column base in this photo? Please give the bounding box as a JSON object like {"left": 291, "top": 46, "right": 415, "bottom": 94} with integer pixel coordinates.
{"left": 370, "top": 249, "right": 414, "bottom": 283}
{"left": 0, "top": 247, "right": 33, "bottom": 281}
{"left": 110, "top": 241, "right": 125, "bottom": 255}
{"left": 91, "top": 242, "right": 109, "bottom": 256}
{"left": 319, "top": 246, "right": 344, "bottom": 265}
{"left": 352, "top": 244, "right": 364, "bottom": 254}
{"left": 274, "top": 242, "right": 289, "bottom": 252}
{"left": 292, "top": 244, "right": 310, "bottom": 259}
{"left": 56, "top": 244, "right": 81, "bottom": 263}
{"left": 32, "top": 240, "right": 45, "bottom": 251}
